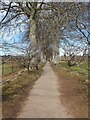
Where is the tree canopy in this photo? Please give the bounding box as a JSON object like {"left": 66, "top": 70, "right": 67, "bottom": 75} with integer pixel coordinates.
{"left": 0, "top": 1, "right": 89, "bottom": 65}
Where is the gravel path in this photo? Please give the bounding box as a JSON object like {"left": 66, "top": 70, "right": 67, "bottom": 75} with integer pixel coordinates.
{"left": 17, "top": 62, "right": 72, "bottom": 118}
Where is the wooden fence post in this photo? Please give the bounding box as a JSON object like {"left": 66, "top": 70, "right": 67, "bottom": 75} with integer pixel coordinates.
{"left": 11, "top": 56, "right": 14, "bottom": 73}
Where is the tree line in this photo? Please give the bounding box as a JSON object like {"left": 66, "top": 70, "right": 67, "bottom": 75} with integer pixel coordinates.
{"left": 0, "top": 2, "right": 89, "bottom": 70}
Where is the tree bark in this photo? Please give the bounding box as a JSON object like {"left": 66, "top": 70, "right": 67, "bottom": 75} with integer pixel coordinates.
{"left": 29, "top": 10, "right": 37, "bottom": 52}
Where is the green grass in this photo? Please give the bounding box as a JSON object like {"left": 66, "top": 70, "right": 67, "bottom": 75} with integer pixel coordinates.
{"left": 59, "top": 61, "right": 88, "bottom": 79}
{"left": 2, "top": 63, "right": 22, "bottom": 76}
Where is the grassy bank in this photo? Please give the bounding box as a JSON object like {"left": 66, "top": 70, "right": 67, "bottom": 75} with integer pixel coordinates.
{"left": 59, "top": 61, "right": 88, "bottom": 80}
{"left": 51, "top": 63, "right": 88, "bottom": 117}
{"left": 2, "top": 63, "right": 45, "bottom": 118}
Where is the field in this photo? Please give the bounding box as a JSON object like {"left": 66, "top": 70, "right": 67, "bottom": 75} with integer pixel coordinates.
{"left": 2, "top": 62, "right": 23, "bottom": 77}
{"left": 59, "top": 61, "right": 88, "bottom": 80}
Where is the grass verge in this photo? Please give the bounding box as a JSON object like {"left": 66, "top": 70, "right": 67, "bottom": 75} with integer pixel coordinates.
{"left": 59, "top": 61, "right": 88, "bottom": 80}
{"left": 2, "top": 63, "right": 44, "bottom": 118}
{"left": 51, "top": 63, "right": 88, "bottom": 118}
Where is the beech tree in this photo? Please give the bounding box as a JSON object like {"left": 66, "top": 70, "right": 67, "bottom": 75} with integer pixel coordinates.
{"left": 0, "top": 1, "right": 89, "bottom": 65}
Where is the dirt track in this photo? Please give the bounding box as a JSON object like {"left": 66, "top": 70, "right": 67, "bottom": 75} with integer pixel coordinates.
{"left": 17, "top": 62, "right": 72, "bottom": 118}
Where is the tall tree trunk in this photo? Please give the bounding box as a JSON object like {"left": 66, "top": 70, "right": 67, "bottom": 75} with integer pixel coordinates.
{"left": 29, "top": 7, "right": 38, "bottom": 69}
{"left": 29, "top": 10, "right": 37, "bottom": 53}
{"left": 54, "top": 22, "right": 60, "bottom": 63}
